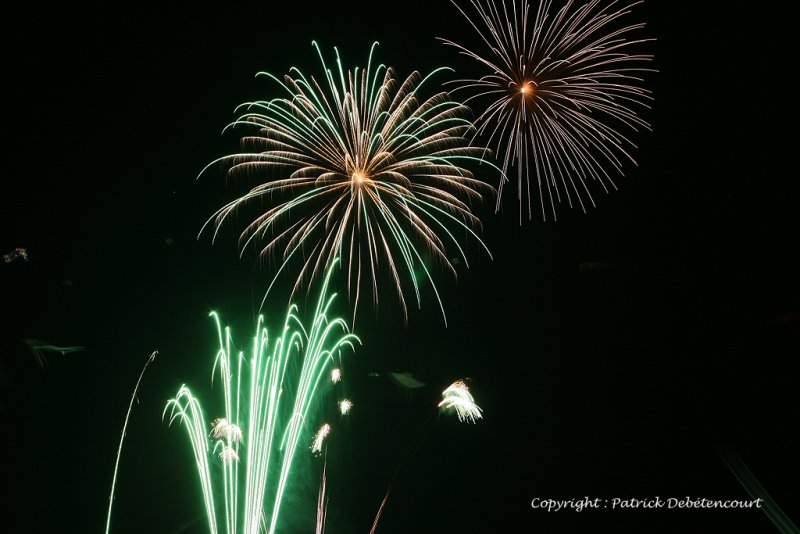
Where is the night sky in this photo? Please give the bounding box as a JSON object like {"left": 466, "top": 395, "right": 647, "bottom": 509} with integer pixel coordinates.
{"left": 2, "top": 2, "right": 798, "bottom": 533}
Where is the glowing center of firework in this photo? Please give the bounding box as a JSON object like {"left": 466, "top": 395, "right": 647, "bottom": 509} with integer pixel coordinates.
{"left": 519, "top": 81, "right": 535, "bottom": 96}
{"left": 351, "top": 171, "right": 370, "bottom": 185}
{"left": 339, "top": 399, "right": 353, "bottom": 415}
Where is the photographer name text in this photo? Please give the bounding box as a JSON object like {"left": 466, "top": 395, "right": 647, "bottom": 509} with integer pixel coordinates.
{"left": 531, "top": 496, "right": 763, "bottom": 512}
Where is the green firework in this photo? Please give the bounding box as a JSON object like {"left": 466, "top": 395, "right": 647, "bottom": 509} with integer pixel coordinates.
{"left": 199, "top": 41, "right": 500, "bottom": 324}
{"left": 164, "top": 261, "right": 359, "bottom": 534}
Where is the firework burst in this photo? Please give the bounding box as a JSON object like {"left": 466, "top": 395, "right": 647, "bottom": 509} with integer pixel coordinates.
{"left": 200, "top": 41, "right": 498, "bottom": 324}
{"left": 164, "top": 261, "right": 359, "bottom": 534}
{"left": 442, "top": 0, "right": 654, "bottom": 221}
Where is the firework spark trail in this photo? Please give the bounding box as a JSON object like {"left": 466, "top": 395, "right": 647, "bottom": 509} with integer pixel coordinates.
{"left": 199, "top": 41, "right": 500, "bottom": 325}
{"left": 165, "top": 386, "right": 219, "bottom": 533}
{"left": 368, "top": 409, "right": 435, "bottom": 534}
{"left": 718, "top": 445, "right": 800, "bottom": 534}
{"left": 443, "top": 0, "right": 654, "bottom": 222}
{"left": 164, "top": 260, "right": 359, "bottom": 534}
{"left": 105, "top": 351, "right": 158, "bottom": 534}
{"left": 316, "top": 457, "right": 329, "bottom": 534}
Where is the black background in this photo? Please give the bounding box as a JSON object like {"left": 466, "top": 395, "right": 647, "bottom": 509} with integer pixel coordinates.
{"left": 2, "top": 1, "right": 798, "bottom": 533}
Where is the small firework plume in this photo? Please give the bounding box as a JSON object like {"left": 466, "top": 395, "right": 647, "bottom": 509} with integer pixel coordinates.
{"left": 311, "top": 423, "right": 332, "bottom": 455}
{"left": 443, "top": 0, "right": 654, "bottom": 221}
{"left": 339, "top": 399, "right": 353, "bottom": 415}
{"left": 211, "top": 418, "right": 243, "bottom": 444}
{"left": 331, "top": 368, "right": 342, "bottom": 383}
{"left": 438, "top": 379, "right": 483, "bottom": 423}
{"left": 216, "top": 443, "right": 240, "bottom": 465}
{"left": 164, "top": 260, "right": 359, "bottom": 534}
{"left": 199, "top": 41, "right": 498, "bottom": 324}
